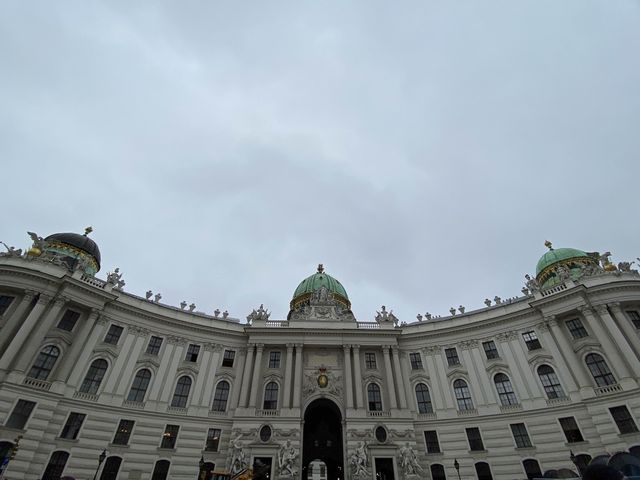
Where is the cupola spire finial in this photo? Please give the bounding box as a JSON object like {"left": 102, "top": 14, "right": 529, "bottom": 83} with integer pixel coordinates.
{"left": 544, "top": 240, "right": 553, "bottom": 250}
{"left": 317, "top": 263, "right": 324, "bottom": 273}
{"left": 84, "top": 226, "right": 93, "bottom": 237}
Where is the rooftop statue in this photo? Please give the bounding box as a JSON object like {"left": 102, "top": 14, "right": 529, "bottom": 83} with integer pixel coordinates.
{"left": 0, "top": 242, "right": 22, "bottom": 258}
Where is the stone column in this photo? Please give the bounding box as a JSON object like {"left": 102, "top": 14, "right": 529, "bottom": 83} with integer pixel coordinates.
{"left": 459, "top": 341, "right": 487, "bottom": 406}
{"left": 352, "top": 345, "right": 364, "bottom": 409}
{"left": 192, "top": 343, "right": 215, "bottom": 406}
{"left": 227, "top": 347, "right": 242, "bottom": 410}
{"left": 54, "top": 309, "right": 100, "bottom": 382}
{"left": 580, "top": 307, "right": 632, "bottom": 381}
{"left": 248, "top": 344, "right": 264, "bottom": 408}
{"left": 595, "top": 305, "right": 639, "bottom": 378}
{"left": 292, "top": 344, "right": 303, "bottom": 409}
{"left": 469, "top": 342, "right": 494, "bottom": 406}
{"left": 159, "top": 339, "right": 186, "bottom": 403}
{"left": 382, "top": 346, "right": 398, "bottom": 410}
{"left": 500, "top": 332, "right": 544, "bottom": 399}
{"left": 534, "top": 318, "right": 578, "bottom": 394}
{"left": 238, "top": 344, "right": 255, "bottom": 408}
{"left": 391, "top": 347, "right": 407, "bottom": 409}
{"left": 113, "top": 328, "right": 147, "bottom": 396}
{"left": 0, "top": 293, "right": 52, "bottom": 371}
{"left": 147, "top": 341, "right": 175, "bottom": 402}
{"left": 546, "top": 316, "right": 590, "bottom": 391}
{"left": 67, "top": 315, "right": 110, "bottom": 388}
{"left": 0, "top": 290, "right": 36, "bottom": 353}
{"left": 608, "top": 303, "right": 640, "bottom": 363}
{"left": 103, "top": 327, "right": 137, "bottom": 394}
{"left": 423, "top": 348, "right": 445, "bottom": 410}
{"left": 14, "top": 295, "right": 68, "bottom": 373}
{"left": 283, "top": 344, "right": 294, "bottom": 409}
{"left": 343, "top": 345, "right": 354, "bottom": 409}
{"left": 433, "top": 348, "right": 455, "bottom": 409}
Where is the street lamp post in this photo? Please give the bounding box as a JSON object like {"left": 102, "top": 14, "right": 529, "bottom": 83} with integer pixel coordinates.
{"left": 454, "top": 458, "right": 461, "bottom": 480}
{"left": 92, "top": 449, "right": 107, "bottom": 480}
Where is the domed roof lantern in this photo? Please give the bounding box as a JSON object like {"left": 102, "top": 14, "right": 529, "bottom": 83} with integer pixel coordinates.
{"left": 42, "top": 226, "right": 102, "bottom": 274}
{"left": 535, "top": 240, "right": 597, "bottom": 289}
{"left": 290, "top": 264, "right": 351, "bottom": 311}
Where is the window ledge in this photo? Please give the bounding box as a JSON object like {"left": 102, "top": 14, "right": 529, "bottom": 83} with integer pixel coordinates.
{"left": 109, "top": 443, "right": 130, "bottom": 449}
{"left": 619, "top": 431, "right": 640, "bottom": 441}
{"left": 564, "top": 441, "right": 589, "bottom": 447}
{"left": 0, "top": 426, "right": 26, "bottom": 435}
{"left": 515, "top": 446, "right": 537, "bottom": 452}
{"left": 425, "top": 452, "right": 443, "bottom": 457}
{"left": 157, "top": 447, "right": 176, "bottom": 453}
{"left": 56, "top": 437, "right": 79, "bottom": 444}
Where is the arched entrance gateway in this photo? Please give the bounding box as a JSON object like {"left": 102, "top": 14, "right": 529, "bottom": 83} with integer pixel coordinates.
{"left": 302, "top": 399, "right": 344, "bottom": 480}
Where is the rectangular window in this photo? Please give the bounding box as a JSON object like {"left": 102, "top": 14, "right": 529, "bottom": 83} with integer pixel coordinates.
{"left": 610, "top": 406, "right": 639, "bottom": 434}
{"left": 409, "top": 352, "right": 423, "bottom": 370}
{"left": 565, "top": 318, "right": 588, "bottom": 339}
{"left": 185, "top": 344, "right": 200, "bottom": 362}
{"left": 522, "top": 331, "right": 542, "bottom": 351}
{"left": 222, "top": 350, "right": 235, "bottom": 367}
{"left": 627, "top": 310, "right": 640, "bottom": 329}
{"left": 60, "top": 412, "right": 86, "bottom": 440}
{"left": 5, "top": 399, "right": 36, "bottom": 430}
{"left": 112, "top": 419, "right": 135, "bottom": 445}
{"left": 424, "top": 430, "right": 441, "bottom": 453}
{"left": 466, "top": 427, "right": 485, "bottom": 451}
{"left": 482, "top": 341, "right": 499, "bottom": 359}
{"left": 365, "top": 352, "right": 377, "bottom": 369}
{"left": 104, "top": 325, "right": 124, "bottom": 345}
{"left": 160, "top": 424, "right": 180, "bottom": 449}
{"left": 559, "top": 417, "right": 584, "bottom": 443}
{"left": 510, "top": 423, "right": 532, "bottom": 448}
{"left": 0, "top": 295, "right": 15, "bottom": 315}
{"left": 57, "top": 310, "right": 80, "bottom": 331}
{"left": 146, "top": 336, "right": 163, "bottom": 355}
{"left": 268, "top": 351, "right": 281, "bottom": 369}
{"left": 445, "top": 348, "right": 460, "bottom": 366}
{"left": 205, "top": 428, "right": 222, "bottom": 452}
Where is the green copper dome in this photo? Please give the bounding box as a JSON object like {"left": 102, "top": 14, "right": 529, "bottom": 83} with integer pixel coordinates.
{"left": 536, "top": 247, "right": 589, "bottom": 276}
{"left": 290, "top": 264, "right": 351, "bottom": 310}
{"left": 535, "top": 242, "right": 597, "bottom": 289}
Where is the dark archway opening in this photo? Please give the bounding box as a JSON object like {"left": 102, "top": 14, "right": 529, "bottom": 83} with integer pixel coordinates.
{"left": 303, "top": 399, "right": 344, "bottom": 480}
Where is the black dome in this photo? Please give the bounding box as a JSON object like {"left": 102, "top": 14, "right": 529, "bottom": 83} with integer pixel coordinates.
{"left": 45, "top": 232, "right": 101, "bottom": 268}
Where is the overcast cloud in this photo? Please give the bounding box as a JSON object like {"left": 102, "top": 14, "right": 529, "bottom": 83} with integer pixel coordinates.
{"left": 2, "top": 1, "right": 639, "bottom": 322}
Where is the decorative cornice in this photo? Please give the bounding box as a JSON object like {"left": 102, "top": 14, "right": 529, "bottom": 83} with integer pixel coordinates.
{"left": 594, "top": 305, "right": 609, "bottom": 316}
{"left": 128, "top": 326, "right": 149, "bottom": 337}
{"left": 535, "top": 322, "right": 550, "bottom": 333}
{"left": 37, "top": 293, "right": 53, "bottom": 305}
{"left": 167, "top": 335, "right": 188, "bottom": 346}
{"left": 422, "top": 346, "right": 441, "bottom": 355}
{"left": 496, "top": 331, "right": 518, "bottom": 343}
{"left": 459, "top": 340, "right": 478, "bottom": 350}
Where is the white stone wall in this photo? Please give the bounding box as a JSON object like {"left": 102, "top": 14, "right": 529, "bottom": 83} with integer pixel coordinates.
{"left": 0, "top": 256, "right": 639, "bottom": 480}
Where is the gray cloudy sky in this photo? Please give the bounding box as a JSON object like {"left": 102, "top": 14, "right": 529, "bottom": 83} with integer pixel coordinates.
{"left": 2, "top": 1, "right": 639, "bottom": 322}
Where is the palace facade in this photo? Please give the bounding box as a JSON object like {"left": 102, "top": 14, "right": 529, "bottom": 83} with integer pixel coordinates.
{"left": 0, "top": 230, "right": 639, "bottom": 480}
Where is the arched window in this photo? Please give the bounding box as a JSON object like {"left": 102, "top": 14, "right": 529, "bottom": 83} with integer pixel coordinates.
{"left": 127, "top": 369, "right": 151, "bottom": 403}
{"left": 171, "top": 376, "right": 192, "bottom": 408}
{"left": 415, "top": 383, "right": 433, "bottom": 414}
{"left": 367, "top": 383, "right": 382, "bottom": 411}
{"left": 430, "top": 463, "right": 446, "bottom": 480}
{"left": 585, "top": 353, "right": 616, "bottom": 386}
{"left": 263, "top": 381, "right": 279, "bottom": 410}
{"left": 574, "top": 454, "right": 592, "bottom": 476}
{"left": 631, "top": 445, "right": 640, "bottom": 459}
{"left": 537, "top": 365, "right": 565, "bottom": 399}
{"left": 151, "top": 459, "right": 171, "bottom": 480}
{"left": 0, "top": 441, "right": 13, "bottom": 464}
{"left": 100, "top": 456, "right": 122, "bottom": 480}
{"left": 28, "top": 345, "right": 60, "bottom": 380}
{"left": 475, "top": 461, "right": 493, "bottom": 480}
{"left": 212, "top": 381, "right": 230, "bottom": 412}
{"left": 522, "top": 459, "right": 542, "bottom": 480}
{"left": 80, "top": 359, "right": 108, "bottom": 394}
{"left": 494, "top": 373, "right": 518, "bottom": 406}
{"left": 453, "top": 379, "right": 474, "bottom": 411}
{"left": 41, "top": 450, "right": 69, "bottom": 480}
